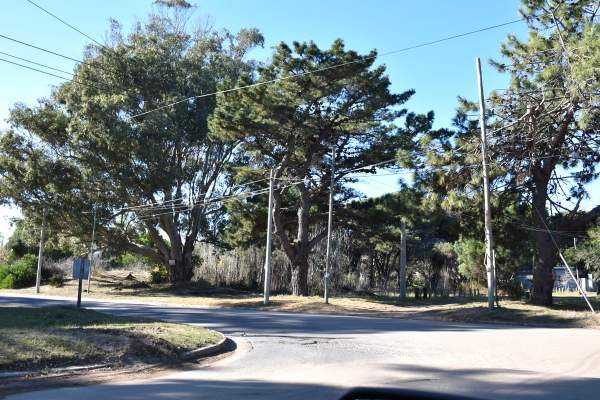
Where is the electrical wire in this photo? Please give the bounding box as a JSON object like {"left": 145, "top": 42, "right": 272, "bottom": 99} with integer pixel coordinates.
{"left": 25, "top": 0, "right": 103, "bottom": 46}
{"left": 0, "top": 33, "right": 84, "bottom": 64}
{"left": 126, "top": 18, "right": 525, "bottom": 119}
{"left": 117, "top": 176, "right": 273, "bottom": 213}
{"left": 0, "top": 50, "right": 74, "bottom": 76}
{"left": 0, "top": 56, "right": 103, "bottom": 90}
{"left": 135, "top": 186, "right": 276, "bottom": 220}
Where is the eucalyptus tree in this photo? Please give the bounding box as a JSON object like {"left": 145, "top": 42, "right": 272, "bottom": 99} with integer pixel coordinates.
{"left": 210, "top": 40, "right": 423, "bottom": 295}
{"left": 0, "top": 4, "right": 264, "bottom": 281}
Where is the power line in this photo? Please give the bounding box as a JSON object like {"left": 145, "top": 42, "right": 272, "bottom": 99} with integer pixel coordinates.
{"left": 0, "top": 50, "right": 73, "bottom": 76}
{"left": 135, "top": 158, "right": 403, "bottom": 214}
{"left": 127, "top": 18, "right": 525, "bottom": 119}
{"left": 0, "top": 33, "right": 84, "bottom": 64}
{"left": 342, "top": 158, "right": 398, "bottom": 174}
{"left": 0, "top": 56, "right": 101, "bottom": 90}
{"left": 0, "top": 32, "right": 114, "bottom": 79}
{"left": 348, "top": 171, "right": 413, "bottom": 178}
{"left": 136, "top": 186, "right": 276, "bottom": 220}
{"left": 115, "top": 177, "right": 273, "bottom": 213}
{"left": 25, "top": 0, "right": 103, "bottom": 46}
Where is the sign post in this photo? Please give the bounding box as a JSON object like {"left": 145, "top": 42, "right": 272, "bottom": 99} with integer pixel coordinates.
{"left": 72, "top": 258, "right": 90, "bottom": 309}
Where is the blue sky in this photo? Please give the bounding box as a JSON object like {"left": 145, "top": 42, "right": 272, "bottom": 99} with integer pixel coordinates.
{"left": 0, "top": 0, "right": 597, "bottom": 240}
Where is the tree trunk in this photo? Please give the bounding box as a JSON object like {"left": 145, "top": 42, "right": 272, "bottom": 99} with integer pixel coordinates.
{"left": 531, "top": 232, "right": 558, "bottom": 306}
{"left": 290, "top": 253, "right": 309, "bottom": 296}
{"left": 530, "top": 178, "right": 557, "bottom": 307}
{"left": 168, "top": 247, "right": 194, "bottom": 282}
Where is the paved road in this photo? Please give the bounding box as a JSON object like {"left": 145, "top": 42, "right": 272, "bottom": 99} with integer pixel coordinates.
{"left": 2, "top": 294, "right": 600, "bottom": 400}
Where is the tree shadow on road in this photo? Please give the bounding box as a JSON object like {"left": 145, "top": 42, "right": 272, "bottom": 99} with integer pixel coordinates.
{"left": 7, "top": 368, "right": 600, "bottom": 400}
{"left": 381, "top": 363, "right": 600, "bottom": 400}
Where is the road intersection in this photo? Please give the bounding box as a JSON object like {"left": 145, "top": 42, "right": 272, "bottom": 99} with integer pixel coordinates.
{"left": 2, "top": 294, "right": 600, "bottom": 399}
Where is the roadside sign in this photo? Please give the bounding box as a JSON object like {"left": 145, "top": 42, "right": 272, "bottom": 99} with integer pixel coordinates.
{"left": 72, "top": 258, "right": 90, "bottom": 280}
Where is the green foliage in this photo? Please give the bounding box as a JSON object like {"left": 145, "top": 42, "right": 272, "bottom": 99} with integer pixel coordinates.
{"left": 506, "top": 279, "right": 526, "bottom": 300}
{"left": 0, "top": 264, "right": 11, "bottom": 287}
{"left": 150, "top": 264, "right": 169, "bottom": 284}
{"left": 565, "top": 223, "right": 600, "bottom": 280}
{"left": 48, "top": 273, "right": 65, "bottom": 288}
{"left": 0, "top": 8, "right": 264, "bottom": 282}
{"left": 113, "top": 252, "right": 149, "bottom": 268}
{"left": 0, "top": 254, "right": 38, "bottom": 289}
{"left": 454, "top": 237, "right": 485, "bottom": 285}
{"left": 4, "top": 217, "right": 78, "bottom": 260}
{"left": 211, "top": 39, "right": 426, "bottom": 294}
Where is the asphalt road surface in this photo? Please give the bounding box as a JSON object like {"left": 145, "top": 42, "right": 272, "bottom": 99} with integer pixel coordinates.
{"left": 2, "top": 294, "right": 600, "bottom": 400}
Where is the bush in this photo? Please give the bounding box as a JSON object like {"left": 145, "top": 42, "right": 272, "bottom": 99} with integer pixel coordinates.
{"left": 0, "top": 264, "right": 12, "bottom": 288}
{"left": 0, "top": 263, "right": 9, "bottom": 279}
{"left": 112, "top": 252, "right": 151, "bottom": 270}
{"left": 150, "top": 264, "right": 168, "bottom": 284}
{"left": 9, "top": 255, "right": 38, "bottom": 288}
{"left": 0, "top": 255, "right": 38, "bottom": 289}
{"left": 48, "top": 273, "right": 65, "bottom": 287}
{"left": 506, "top": 279, "right": 526, "bottom": 300}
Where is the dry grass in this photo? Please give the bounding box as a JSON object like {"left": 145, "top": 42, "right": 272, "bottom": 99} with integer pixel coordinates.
{"left": 0, "top": 305, "right": 221, "bottom": 372}
{"left": 3, "top": 269, "right": 599, "bottom": 329}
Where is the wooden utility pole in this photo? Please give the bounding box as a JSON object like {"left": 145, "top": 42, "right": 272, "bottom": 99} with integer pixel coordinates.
{"left": 86, "top": 205, "right": 97, "bottom": 293}
{"left": 35, "top": 207, "right": 47, "bottom": 294}
{"left": 476, "top": 57, "right": 496, "bottom": 309}
{"left": 263, "top": 169, "right": 275, "bottom": 305}
{"left": 399, "top": 219, "right": 407, "bottom": 300}
{"left": 324, "top": 146, "right": 335, "bottom": 304}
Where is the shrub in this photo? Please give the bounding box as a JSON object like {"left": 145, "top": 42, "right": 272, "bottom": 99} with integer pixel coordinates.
{"left": 48, "top": 273, "right": 65, "bottom": 287}
{"left": 9, "top": 255, "right": 38, "bottom": 288}
{"left": 150, "top": 264, "right": 168, "bottom": 284}
{"left": 0, "top": 255, "right": 38, "bottom": 289}
{"left": 0, "top": 264, "right": 11, "bottom": 288}
{"left": 0, "top": 273, "right": 15, "bottom": 289}
{"left": 0, "top": 263, "right": 9, "bottom": 278}
{"left": 506, "top": 279, "right": 526, "bottom": 300}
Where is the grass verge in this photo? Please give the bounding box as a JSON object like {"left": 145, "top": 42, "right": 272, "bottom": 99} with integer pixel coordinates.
{"left": 0, "top": 305, "right": 221, "bottom": 372}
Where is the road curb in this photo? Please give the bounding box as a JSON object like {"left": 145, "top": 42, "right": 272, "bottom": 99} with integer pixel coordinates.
{"left": 181, "top": 332, "right": 228, "bottom": 361}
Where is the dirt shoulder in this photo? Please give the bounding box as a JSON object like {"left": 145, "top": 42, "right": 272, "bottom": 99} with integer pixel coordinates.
{"left": 0, "top": 337, "right": 236, "bottom": 398}
{"left": 2, "top": 270, "right": 599, "bottom": 329}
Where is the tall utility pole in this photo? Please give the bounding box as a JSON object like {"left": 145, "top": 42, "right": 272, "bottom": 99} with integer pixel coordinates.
{"left": 35, "top": 207, "right": 47, "bottom": 294}
{"left": 324, "top": 146, "right": 335, "bottom": 304}
{"left": 263, "top": 169, "right": 275, "bottom": 305}
{"left": 86, "top": 205, "right": 97, "bottom": 293}
{"left": 399, "top": 219, "right": 407, "bottom": 300}
{"left": 476, "top": 57, "right": 496, "bottom": 309}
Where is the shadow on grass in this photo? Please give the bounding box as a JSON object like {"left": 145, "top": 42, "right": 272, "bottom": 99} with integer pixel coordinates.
{"left": 551, "top": 295, "right": 600, "bottom": 311}
{"left": 105, "top": 278, "right": 260, "bottom": 300}
{"left": 417, "top": 305, "right": 591, "bottom": 328}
